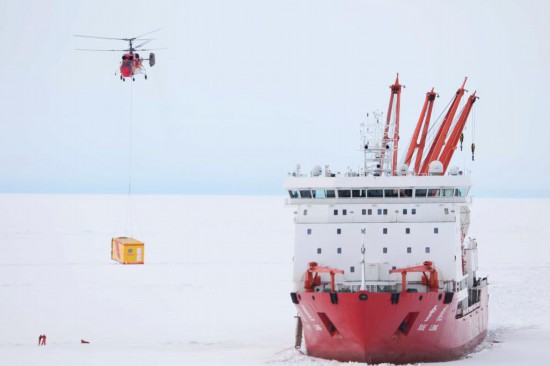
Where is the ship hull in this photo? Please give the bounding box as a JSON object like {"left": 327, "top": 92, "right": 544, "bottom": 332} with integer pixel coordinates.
{"left": 293, "top": 286, "right": 488, "bottom": 364}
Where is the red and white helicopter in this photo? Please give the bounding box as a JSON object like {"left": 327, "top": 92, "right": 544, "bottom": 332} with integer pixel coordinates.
{"left": 74, "top": 29, "right": 163, "bottom": 81}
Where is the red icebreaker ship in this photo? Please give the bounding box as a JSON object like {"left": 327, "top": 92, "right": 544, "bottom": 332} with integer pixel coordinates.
{"left": 285, "top": 76, "right": 488, "bottom": 364}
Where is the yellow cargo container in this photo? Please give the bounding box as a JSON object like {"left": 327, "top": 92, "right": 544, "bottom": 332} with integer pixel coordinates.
{"left": 111, "top": 237, "right": 144, "bottom": 264}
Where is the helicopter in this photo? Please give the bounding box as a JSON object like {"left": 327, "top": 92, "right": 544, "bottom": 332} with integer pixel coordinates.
{"left": 74, "top": 29, "right": 163, "bottom": 81}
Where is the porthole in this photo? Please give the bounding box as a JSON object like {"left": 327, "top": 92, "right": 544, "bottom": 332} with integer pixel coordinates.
{"left": 359, "top": 293, "right": 368, "bottom": 301}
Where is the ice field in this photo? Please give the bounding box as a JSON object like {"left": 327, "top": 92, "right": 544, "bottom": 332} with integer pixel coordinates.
{"left": 0, "top": 195, "right": 548, "bottom": 365}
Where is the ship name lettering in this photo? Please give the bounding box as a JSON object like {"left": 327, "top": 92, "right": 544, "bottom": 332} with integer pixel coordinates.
{"left": 429, "top": 324, "right": 439, "bottom": 332}
{"left": 299, "top": 305, "right": 316, "bottom": 322}
{"left": 417, "top": 324, "right": 427, "bottom": 332}
{"left": 424, "top": 305, "right": 438, "bottom": 322}
{"left": 436, "top": 306, "right": 448, "bottom": 322}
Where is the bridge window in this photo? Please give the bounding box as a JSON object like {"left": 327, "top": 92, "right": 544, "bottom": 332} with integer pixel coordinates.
{"left": 442, "top": 189, "right": 454, "bottom": 197}
{"left": 400, "top": 189, "right": 413, "bottom": 197}
{"left": 326, "top": 190, "right": 336, "bottom": 198}
{"left": 288, "top": 190, "right": 299, "bottom": 198}
{"left": 428, "top": 189, "right": 440, "bottom": 197}
{"left": 352, "top": 189, "right": 366, "bottom": 198}
{"left": 338, "top": 190, "right": 351, "bottom": 198}
{"left": 415, "top": 189, "right": 427, "bottom": 197}
{"left": 455, "top": 187, "right": 469, "bottom": 197}
{"left": 300, "top": 190, "right": 312, "bottom": 198}
{"left": 367, "top": 189, "right": 383, "bottom": 198}
{"left": 384, "top": 189, "right": 399, "bottom": 198}
{"left": 313, "top": 189, "right": 326, "bottom": 198}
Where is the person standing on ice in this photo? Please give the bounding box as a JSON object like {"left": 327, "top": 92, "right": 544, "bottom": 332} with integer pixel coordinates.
{"left": 38, "top": 335, "right": 42, "bottom": 346}
{"left": 41, "top": 334, "right": 47, "bottom": 346}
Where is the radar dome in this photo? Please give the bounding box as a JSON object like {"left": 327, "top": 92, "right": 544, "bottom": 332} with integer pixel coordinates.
{"left": 449, "top": 166, "right": 461, "bottom": 176}
{"left": 428, "top": 161, "right": 444, "bottom": 176}
{"left": 311, "top": 165, "right": 322, "bottom": 177}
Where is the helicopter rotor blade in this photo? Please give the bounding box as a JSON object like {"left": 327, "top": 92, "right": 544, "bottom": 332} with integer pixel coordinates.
{"left": 132, "top": 28, "right": 162, "bottom": 40}
{"left": 134, "top": 39, "right": 152, "bottom": 49}
{"left": 75, "top": 48, "right": 129, "bottom": 52}
{"left": 134, "top": 48, "right": 167, "bottom": 51}
{"left": 73, "top": 34, "right": 127, "bottom": 41}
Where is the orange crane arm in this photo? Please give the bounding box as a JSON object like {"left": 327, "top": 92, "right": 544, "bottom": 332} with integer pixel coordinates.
{"left": 380, "top": 74, "right": 402, "bottom": 175}
{"left": 389, "top": 261, "right": 439, "bottom": 293}
{"left": 439, "top": 92, "right": 478, "bottom": 173}
{"left": 304, "top": 262, "right": 344, "bottom": 293}
{"left": 403, "top": 88, "right": 437, "bottom": 173}
{"left": 419, "top": 78, "right": 468, "bottom": 175}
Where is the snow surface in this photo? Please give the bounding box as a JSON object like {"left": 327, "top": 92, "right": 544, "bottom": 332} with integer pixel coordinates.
{"left": 0, "top": 195, "right": 549, "bottom": 365}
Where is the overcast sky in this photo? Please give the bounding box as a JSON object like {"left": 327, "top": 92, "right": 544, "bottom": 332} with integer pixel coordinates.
{"left": 0, "top": 0, "right": 548, "bottom": 196}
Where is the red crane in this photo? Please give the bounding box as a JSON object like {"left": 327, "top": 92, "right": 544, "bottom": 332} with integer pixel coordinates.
{"left": 304, "top": 262, "right": 344, "bottom": 293}
{"left": 380, "top": 74, "right": 402, "bottom": 175}
{"left": 403, "top": 88, "right": 437, "bottom": 174}
{"left": 418, "top": 78, "right": 468, "bottom": 175}
{"left": 438, "top": 92, "right": 479, "bottom": 172}
{"left": 389, "top": 261, "right": 439, "bottom": 293}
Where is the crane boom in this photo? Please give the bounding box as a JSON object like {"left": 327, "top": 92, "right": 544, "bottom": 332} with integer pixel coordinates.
{"left": 380, "top": 74, "right": 402, "bottom": 175}
{"left": 418, "top": 78, "right": 468, "bottom": 175}
{"left": 403, "top": 88, "right": 437, "bottom": 174}
{"left": 439, "top": 92, "right": 478, "bottom": 172}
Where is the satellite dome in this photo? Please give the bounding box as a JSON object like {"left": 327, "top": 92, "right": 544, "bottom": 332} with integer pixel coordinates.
{"left": 449, "top": 166, "right": 460, "bottom": 176}
{"left": 311, "top": 165, "right": 322, "bottom": 177}
{"left": 428, "top": 161, "right": 444, "bottom": 176}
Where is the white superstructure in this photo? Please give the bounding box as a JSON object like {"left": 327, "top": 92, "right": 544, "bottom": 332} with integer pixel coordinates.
{"left": 285, "top": 168, "right": 478, "bottom": 300}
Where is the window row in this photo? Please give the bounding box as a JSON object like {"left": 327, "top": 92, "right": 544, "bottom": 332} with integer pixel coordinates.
{"left": 289, "top": 187, "right": 469, "bottom": 199}
{"left": 316, "top": 246, "right": 431, "bottom": 254}
{"left": 307, "top": 227, "right": 439, "bottom": 235}
{"left": 331, "top": 208, "right": 418, "bottom": 216}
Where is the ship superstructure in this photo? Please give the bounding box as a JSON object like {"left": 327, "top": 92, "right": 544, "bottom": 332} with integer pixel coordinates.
{"left": 285, "top": 76, "right": 487, "bottom": 364}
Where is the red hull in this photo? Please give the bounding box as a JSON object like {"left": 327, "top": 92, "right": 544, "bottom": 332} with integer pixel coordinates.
{"left": 293, "top": 287, "right": 488, "bottom": 364}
